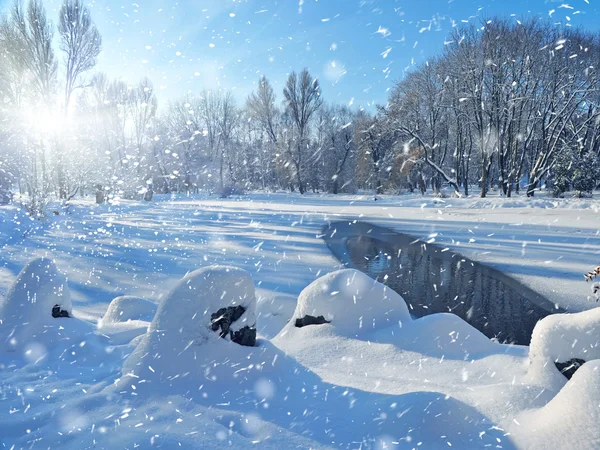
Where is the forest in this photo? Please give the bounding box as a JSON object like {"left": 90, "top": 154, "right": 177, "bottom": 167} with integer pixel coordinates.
{"left": 1, "top": 0, "right": 599, "bottom": 209}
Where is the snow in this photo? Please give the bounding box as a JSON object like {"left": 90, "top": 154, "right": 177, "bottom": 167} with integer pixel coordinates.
{"left": 100, "top": 295, "right": 157, "bottom": 324}
{"left": 529, "top": 307, "right": 600, "bottom": 363}
{"left": 512, "top": 360, "right": 600, "bottom": 450}
{"left": 122, "top": 265, "right": 257, "bottom": 382}
{"left": 97, "top": 296, "right": 157, "bottom": 344}
{"left": 281, "top": 268, "right": 411, "bottom": 339}
{"left": 255, "top": 289, "right": 296, "bottom": 338}
{"left": 0, "top": 193, "right": 599, "bottom": 449}
{"left": 0, "top": 257, "right": 72, "bottom": 353}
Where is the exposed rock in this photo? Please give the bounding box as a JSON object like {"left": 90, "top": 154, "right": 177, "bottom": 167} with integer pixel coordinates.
{"left": 231, "top": 326, "right": 256, "bottom": 347}
{"left": 211, "top": 305, "right": 245, "bottom": 337}
{"left": 52, "top": 304, "right": 70, "bottom": 318}
{"left": 295, "top": 315, "right": 331, "bottom": 328}
{"left": 555, "top": 358, "right": 586, "bottom": 380}
{"left": 211, "top": 305, "right": 256, "bottom": 346}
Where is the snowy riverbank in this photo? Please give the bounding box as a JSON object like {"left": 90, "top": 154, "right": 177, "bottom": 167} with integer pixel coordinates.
{"left": 0, "top": 192, "right": 599, "bottom": 449}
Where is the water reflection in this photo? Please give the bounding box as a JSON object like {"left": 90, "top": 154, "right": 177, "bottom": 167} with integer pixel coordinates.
{"left": 345, "top": 235, "right": 555, "bottom": 345}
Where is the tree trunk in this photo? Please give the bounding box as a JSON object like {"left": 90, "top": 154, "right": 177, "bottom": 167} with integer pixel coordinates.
{"left": 332, "top": 178, "right": 339, "bottom": 195}
{"left": 480, "top": 152, "right": 487, "bottom": 198}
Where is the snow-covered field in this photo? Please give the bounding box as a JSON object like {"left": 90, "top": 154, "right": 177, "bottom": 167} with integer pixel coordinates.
{"left": 0, "top": 192, "right": 599, "bottom": 449}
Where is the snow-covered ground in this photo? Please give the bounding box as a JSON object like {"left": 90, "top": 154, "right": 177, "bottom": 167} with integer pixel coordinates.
{"left": 0, "top": 192, "right": 599, "bottom": 449}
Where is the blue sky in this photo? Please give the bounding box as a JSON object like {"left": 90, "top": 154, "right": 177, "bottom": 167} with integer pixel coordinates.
{"left": 11, "top": 0, "right": 600, "bottom": 109}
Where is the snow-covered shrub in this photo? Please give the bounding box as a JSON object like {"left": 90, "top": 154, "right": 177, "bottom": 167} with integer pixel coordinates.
{"left": 550, "top": 149, "right": 574, "bottom": 197}
{"left": 0, "top": 257, "right": 72, "bottom": 352}
{"left": 122, "top": 266, "right": 257, "bottom": 380}
{"left": 284, "top": 269, "right": 411, "bottom": 339}
{"left": 529, "top": 307, "right": 600, "bottom": 378}
{"left": 100, "top": 296, "right": 157, "bottom": 324}
{"left": 550, "top": 149, "right": 600, "bottom": 198}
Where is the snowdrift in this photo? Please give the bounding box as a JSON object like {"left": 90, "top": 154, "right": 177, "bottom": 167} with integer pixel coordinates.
{"left": 0, "top": 257, "right": 72, "bottom": 352}
{"left": 513, "top": 360, "right": 600, "bottom": 450}
{"left": 97, "top": 295, "right": 157, "bottom": 344}
{"left": 100, "top": 295, "right": 157, "bottom": 324}
{"left": 115, "top": 267, "right": 512, "bottom": 448}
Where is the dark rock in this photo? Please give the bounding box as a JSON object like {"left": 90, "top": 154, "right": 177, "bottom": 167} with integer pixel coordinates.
{"left": 555, "top": 358, "right": 586, "bottom": 379}
{"left": 210, "top": 305, "right": 256, "bottom": 347}
{"left": 52, "top": 304, "right": 70, "bottom": 318}
{"left": 231, "top": 326, "right": 256, "bottom": 347}
{"left": 211, "top": 305, "right": 245, "bottom": 337}
{"left": 295, "top": 315, "right": 331, "bottom": 328}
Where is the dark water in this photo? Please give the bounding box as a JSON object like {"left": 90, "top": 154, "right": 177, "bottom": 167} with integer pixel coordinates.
{"left": 344, "top": 234, "right": 558, "bottom": 345}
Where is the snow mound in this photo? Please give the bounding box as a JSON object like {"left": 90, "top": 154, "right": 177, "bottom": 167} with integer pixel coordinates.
{"left": 0, "top": 257, "right": 72, "bottom": 352}
{"left": 377, "top": 312, "right": 498, "bottom": 358}
{"left": 513, "top": 360, "right": 600, "bottom": 450}
{"left": 255, "top": 290, "right": 296, "bottom": 339}
{"left": 284, "top": 269, "right": 411, "bottom": 339}
{"left": 529, "top": 307, "right": 600, "bottom": 363}
{"left": 100, "top": 296, "right": 157, "bottom": 324}
{"left": 122, "top": 266, "right": 256, "bottom": 380}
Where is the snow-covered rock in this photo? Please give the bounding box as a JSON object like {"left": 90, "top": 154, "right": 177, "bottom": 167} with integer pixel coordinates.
{"left": 513, "top": 360, "right": 600, "bottom": 450}
{"left": 0, "top": 257, "right": 72, "bottom": 352}
{"left": 529, "top": 307, "right": 600, "bottom": 372}
{"left": 122, "top": 266, "right": 257, "bottom": 381}
{"left": 283, "top": 269, "right": 411, "bottom": 339}
{"left": 100, "top": 296, "right": 157, "bottom": 324}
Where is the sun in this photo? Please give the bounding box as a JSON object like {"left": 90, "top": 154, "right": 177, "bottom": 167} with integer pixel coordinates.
{"left": 23, "top": 107, "right": 66, "bottom": 136}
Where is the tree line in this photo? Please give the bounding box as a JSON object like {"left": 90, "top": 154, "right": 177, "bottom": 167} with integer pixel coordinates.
{"left": 0, "top": 7, "right": 599, "bottom": 206}
{"left": 383, "top": 18, "right": 600, "bottom": 198}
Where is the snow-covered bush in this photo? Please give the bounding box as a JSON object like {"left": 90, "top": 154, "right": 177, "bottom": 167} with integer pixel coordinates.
{"left": 550, "top": 149, "right": 600, "bottom": 198}
{"left": 550, "top": 149, "right": 573, "bottom": 197}
{"left": 122, "top": 266, "right": 257, "bottom": 380}
{"left": 283, "top": 269, "right": 411, "bottom": 339}
{"left": 0, "top": 257, "right": 72, "bottom": 352}
{"left": 572, "top": 151, "right": 600, "bottom": 197}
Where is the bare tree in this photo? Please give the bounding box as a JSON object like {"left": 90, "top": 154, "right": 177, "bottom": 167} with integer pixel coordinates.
{"left": 247, "top": 76, "right": 279, "bottom": 145}
{"left": 59, "top": 0, "right": 101, "bottom": 111}
{"left": 56, "top": 0, "right": 101, "bottom": 198}
{"left": 131, "top": 77, "right": 158, "bottom": 176}
{"left": 8, "top": 0, "right": 58, "bottom": 202}
{"left": 218, "top": 92, "right": 239, "bottom": 193}
{"left": 283, "top": 68, "right": 323, "bottom": 194}
{"left": 12, "top": 0, "right": 57, "bottom": 104}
